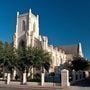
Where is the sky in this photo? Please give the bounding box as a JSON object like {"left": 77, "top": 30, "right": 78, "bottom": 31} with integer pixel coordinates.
{"left": 0, "top": 0, "right": 90, "bottom": 59}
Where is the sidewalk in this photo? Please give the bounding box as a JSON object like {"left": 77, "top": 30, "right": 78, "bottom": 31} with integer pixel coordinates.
{"left": 0, "top": 81, "right": 62, "bottom": 89}
{"left": 0, "top": 82, "right": 90, "bottom": 90}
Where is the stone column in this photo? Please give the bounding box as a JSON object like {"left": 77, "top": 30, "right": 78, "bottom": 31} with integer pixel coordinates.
{"left": 41, "top": 73, "right": 45, "bottom": 86}
{"left": 84, "top": 71, "right": 89, "bottom": 78}
{"left": 61, "top": 69, "right": 70, "bottom": 87}
{"left": 72, "top": 70, "right": 76, "bottom": 83}
{"left": 22, "top": 72, "right": 27, "bottom": 84}
{"left": 6, "top": 73, "right": 10, "bottom": 84}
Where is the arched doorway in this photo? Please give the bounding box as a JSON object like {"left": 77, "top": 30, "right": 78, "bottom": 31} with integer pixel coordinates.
{"left": 19, "top": 40, "right": 26, "bottom": 48}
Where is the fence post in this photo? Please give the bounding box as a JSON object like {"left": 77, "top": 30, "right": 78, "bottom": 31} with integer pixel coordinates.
{"left": 61, "top": 69, "right": 70, "bottom": 87}
{"left": 13, "top": 69, "right": 16, "bottom": 80}
{"left": 84, "top": 71, "right": 89, "bottom": 78}
{"left": 41, "top": 73, "right": 45, "bottom": 86}
{"left": 22, "top": 72, "right": 27, "bottom": 84}
{"left": 72, "top": 70, "right": 76, "bottom": 83}
{"left": 6, "top": 73, "right": 10, "bottom": 84}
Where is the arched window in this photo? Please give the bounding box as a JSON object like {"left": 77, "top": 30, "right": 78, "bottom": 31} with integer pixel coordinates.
{"left": 22, "top": 20, "right": 25, "bottom": 31}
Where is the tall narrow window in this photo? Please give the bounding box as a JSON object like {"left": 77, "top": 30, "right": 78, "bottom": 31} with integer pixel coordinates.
{"left": 22, "top": 20, "right": 25, "bottom": 31}
{"left": 33, "top": 23, "right": 36, "bottom": 32}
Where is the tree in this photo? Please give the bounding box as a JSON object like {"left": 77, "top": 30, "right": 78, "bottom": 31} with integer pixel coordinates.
{"left": 16, "top": 47, "right": 36, "bottom": 84}
{"left": 64, "top": 56, "right": 89, "bottom": 71}
{"left": 85, "top": 61, "right": 90, "bottom": 70}
{"left": 0, "top": 41, "right": 4, "bottom": 77}
{"left": 15, "top": 47, "right": 27, "bottom": 84}
{"left": 16, "top": 47, "right": 34, "bottom": 83}
{"left": 0, "top": 41, "right": 4, "bottom": 64}
{"left": 16, "top": 47, "right": 33, "bottom": 72}
{"left": 13, "top": 46, "right": 51, "bottom": 84}
{"left": 32, "top": 47, "right": 51, "bottom": 72}
{"left": 3, "top": 42, "right": 16, "bottom": 73}
{"left": 71, "top": 57, "right": 88, "bottom": 71}
{"left": 63, "top": 60, "right": 73, "bottom": 71}
{"left": 26, "top": 47, "right": 34, "bottom": 71}
{"left": 0, "top": 42, "right": 17, "bottom": 84}
{"left": 0, "top": 41, "right": 17, "bottom": 79}
{"left": 16, "top": 47, "right": 27, "bottom": 72}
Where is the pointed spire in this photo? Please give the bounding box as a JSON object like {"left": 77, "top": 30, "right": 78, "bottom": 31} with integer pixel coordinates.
{"left": 16, "top": 11, "right": 19, "bottom": 33}
{"left": 79, "top": 42, "right": 82, "bottom": 52}
{"left": 29, "top": 8, "right": 32, "bottom": 19}
{"left": 37, "top": 15, "right": 39, "bottom": 26}
{"left": 78, "top": 42, "right": 83, "bottom": 57}
{"left": 29, "top": 8, "right": 32, "bottom": 14}
{"left": 16, "top": 11, "right": 19, "bottom": 25}
{"left": 17, "top": 11, "right": 19, "bottom": 17}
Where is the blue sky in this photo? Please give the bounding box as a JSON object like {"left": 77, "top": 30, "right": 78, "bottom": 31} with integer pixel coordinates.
{"left": 0, "top": 0, "right": 90, "bottom": 59}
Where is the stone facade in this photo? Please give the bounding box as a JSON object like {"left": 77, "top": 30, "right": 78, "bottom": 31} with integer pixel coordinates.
{"left": 13, "top": 9, "right": 84, "bottom": 72}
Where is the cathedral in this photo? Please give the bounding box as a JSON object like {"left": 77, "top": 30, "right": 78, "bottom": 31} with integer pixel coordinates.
{"left": 13, "top": 9, "right": 84, "bottom": 72}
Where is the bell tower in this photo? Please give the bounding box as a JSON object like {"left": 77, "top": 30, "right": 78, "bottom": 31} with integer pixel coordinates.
{"left": 13, "top": 9, "right": 40, "bottom": 49}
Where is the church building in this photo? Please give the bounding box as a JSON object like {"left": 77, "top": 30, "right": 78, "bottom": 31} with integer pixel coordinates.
{"left": 13, "top": 9, "right": 84, "bottom": 72}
